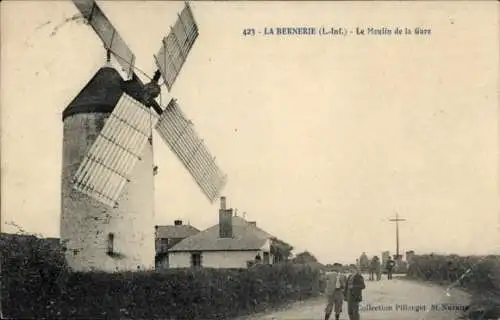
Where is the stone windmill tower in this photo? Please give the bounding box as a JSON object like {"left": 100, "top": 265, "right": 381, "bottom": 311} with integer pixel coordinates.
{"left": 61, "top": 0, "right": 227, "bottom": 272}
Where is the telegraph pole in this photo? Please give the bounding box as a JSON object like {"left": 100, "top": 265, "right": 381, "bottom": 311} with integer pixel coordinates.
{"left": 389, "top": 212, "right": 406, "bottom": 259}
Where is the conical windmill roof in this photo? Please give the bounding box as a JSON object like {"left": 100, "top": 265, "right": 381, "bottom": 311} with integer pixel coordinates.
{"left": 62, "top": 67, "right": 122, "bottom": 120}
{"left": 62, "top": 67, "right": 160, "bottom": 121}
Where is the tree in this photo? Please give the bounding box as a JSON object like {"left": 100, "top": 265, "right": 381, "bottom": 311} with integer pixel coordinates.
{"left": 270, "top": 237, "right": 293, "bottom": 263}
{"left": 293, "top": 251, "right": 318, "bottom": 264}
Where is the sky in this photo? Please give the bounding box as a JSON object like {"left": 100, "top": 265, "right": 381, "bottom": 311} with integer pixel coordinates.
{"left": 1, "top": 1, "right": 499, "bottom": 264}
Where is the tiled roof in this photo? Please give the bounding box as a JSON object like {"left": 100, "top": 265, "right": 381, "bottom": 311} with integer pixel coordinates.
{"left": 169, "top": 216, "right": 273, "bottom": 252}
{"left": 155, "top": 225, "right": 200, "bottom": 239}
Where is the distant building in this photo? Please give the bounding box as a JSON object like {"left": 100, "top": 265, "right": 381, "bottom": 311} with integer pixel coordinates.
{"left": 168, "top": 197, "right": 291, "bottom": 269}
{"left": 155, "top": 220, "right": 200, "bottom": 269}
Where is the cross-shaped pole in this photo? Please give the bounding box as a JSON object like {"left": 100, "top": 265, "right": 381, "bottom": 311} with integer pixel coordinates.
{"left": 389, "top": 212, "right": 406, "bottom": 259}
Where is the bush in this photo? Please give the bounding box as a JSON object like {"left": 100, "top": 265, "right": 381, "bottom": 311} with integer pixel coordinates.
{"left": 407, "top": 253, "right": 500, "bottom": 319}
{"left": 407, "top": 254, "right": 500, "bottom": 291}
{"left": 1, "top": 234, "right": 323, "bottom": 319}
{"left": 1, "top": 234, "right": 67, "bottom": 318}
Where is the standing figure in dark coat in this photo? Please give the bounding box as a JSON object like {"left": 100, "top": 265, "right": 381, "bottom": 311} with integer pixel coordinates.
{"left": 344, "top": 265, "right": 366, "bottom": 320}
{"left": 369, "top": 256, "right": 378, "bottom": 281}
{"left": 386, "top": 258, "right": 395, "bottom": 280}
{"left": 375, "top": 257, "right": 381, "bottom": 281}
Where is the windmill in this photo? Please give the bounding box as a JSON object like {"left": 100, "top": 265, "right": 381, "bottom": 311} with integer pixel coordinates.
{"left": 60, "top": 0, "right": 227, "bottom": 272}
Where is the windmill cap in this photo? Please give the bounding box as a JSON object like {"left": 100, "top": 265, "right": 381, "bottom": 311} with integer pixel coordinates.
{"left": 62, "top": 67, "right": 122, "bottom": 121}
{"left": 62, "top": 67, "right": 161, "bottom": 121}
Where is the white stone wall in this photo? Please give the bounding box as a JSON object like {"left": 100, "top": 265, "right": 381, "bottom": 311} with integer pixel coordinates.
{"left": 202, "top": 251, "right": 258, "bottom": 268}
{"left": 61, "top": 112, "right": 155, "bottom": 272}
{"left": 261, "top": 239, "right": 271, "bottom": 252}
{"left": 169, "top": 250, "right": 275, "bottom": 269}
{"left": 168, "top": 252, "right": 192, "bottom": 268}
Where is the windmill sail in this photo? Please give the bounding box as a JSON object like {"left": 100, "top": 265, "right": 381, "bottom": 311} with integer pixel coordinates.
{"left": 73, "top": 93, "right": 157, "bottom": 207}
{"left": 154, "top": 2, "right": 199, "bottom": 91}
{"left": 73, "top": 0, "right": 136, "bottom": 79}
{"left": 155, "top": 99, "right": 227, "bottom": 203}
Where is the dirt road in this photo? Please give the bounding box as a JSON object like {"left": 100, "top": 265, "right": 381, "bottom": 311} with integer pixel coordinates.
{"left": 236, "top": 276, "right": 471, "bottom": 320}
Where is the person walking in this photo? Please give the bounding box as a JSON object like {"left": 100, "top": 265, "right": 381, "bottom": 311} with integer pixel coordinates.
{"left": 344, "top": 265, "right": 366, "bottom": 320}
{"left": 386, "top": 258, "right": 395, "bottom": 280}
{"left": 375, "top": 257, "right": 381, "bottom": 281}
{"left": 369, "top": 256, "right": 377, "bottom": 281}
{"left": 324, "top": 263, "right": 347, "bottom": 320}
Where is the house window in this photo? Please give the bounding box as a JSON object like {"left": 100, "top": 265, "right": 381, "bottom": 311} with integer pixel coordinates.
{"left": 263, "top": 252, "right": 270, "bottom": 264}
{"left": 191, "top": 252, "right": 202, "bottom": 268}
{"left": 159, "top": 238, "right": 169, "bottom": 251}
{"left": 255, "top": 253, "right": 262, "bottom": 264}
{"left": 107, "top": 233, "right": 114, "bottom": 254}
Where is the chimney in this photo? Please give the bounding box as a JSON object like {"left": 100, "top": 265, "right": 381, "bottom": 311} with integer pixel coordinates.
{"left": 219, "top": 197, "right": 233, "bottom": 238}
{"left": 174, "top": 220, "right": 182, "bottom": 226}
{"left": 220, "top": 196, "right": 226, "bottom": 210}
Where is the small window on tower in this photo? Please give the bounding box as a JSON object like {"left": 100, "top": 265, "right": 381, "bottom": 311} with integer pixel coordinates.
{"left": 107, "top": 233, "right": 114, "bottom": 255}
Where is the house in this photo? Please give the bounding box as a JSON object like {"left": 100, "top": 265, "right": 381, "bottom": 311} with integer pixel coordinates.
{"left": 168, "top": 197, "right": 292, "bottom": 269}
{"left": 155, "top": 220, "right": 200, "bottom": 269}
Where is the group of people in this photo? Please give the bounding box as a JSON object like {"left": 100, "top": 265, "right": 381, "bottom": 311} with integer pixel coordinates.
{"left": 323, "top": 258, "right": 397, "bottom": 320}
{"left": 368, "top": 256, "right": 381, "bottom": 281}
{"left": 324, "top": 263, "right": 365, "bottom": 320}
{"left": 368, "top": 256, "right": 396, "bottom": 281}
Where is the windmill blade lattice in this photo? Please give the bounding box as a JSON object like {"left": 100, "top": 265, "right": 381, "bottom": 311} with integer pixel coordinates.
{"left": 70, "top": 0, "right": 228, "bottom": 207}
{"left": 155, "top": 99, "right": 227, "bottom": 203}
{"left": 73, "top": 93, "right": 158, "bottom": 207}
{"left": 73, "top": 0, "right": 136, "bottom": 79}
{"left": 154, "top": 3, "right": 199, "bottom": 91}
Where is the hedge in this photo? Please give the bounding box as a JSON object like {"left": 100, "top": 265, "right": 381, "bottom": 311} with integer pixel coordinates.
{"left": 407, "top": 253, "right": 500, "bottom": 319}
{"left": 1, "top": 234, "right": 324, "bottom": 319}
